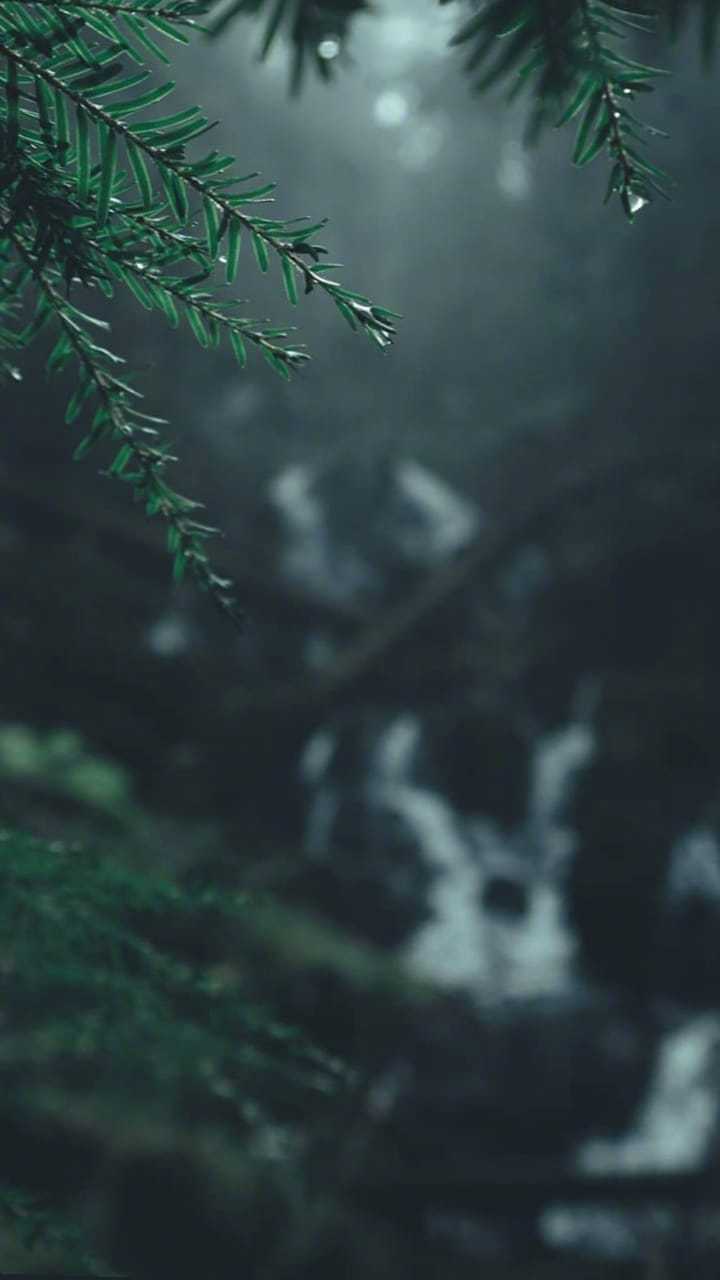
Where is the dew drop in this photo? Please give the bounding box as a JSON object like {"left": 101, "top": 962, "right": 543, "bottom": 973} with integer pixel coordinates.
{"left": 628, "top": 192, "right": 648, "bottom": 215}
{"left": 317, "top": 35, "right": 340, "bottom": 60}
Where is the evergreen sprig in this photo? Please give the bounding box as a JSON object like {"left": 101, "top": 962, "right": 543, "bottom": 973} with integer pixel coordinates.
{"left": 207, "top": 1, "right": 715, "bottom": 223}
{"left": 0, "top": 0, "right": 398, "bottom": 622}
{"left": 444, "top": 0, "right": 672, "bottom": 220}
{"left": 0, "top": 823, "right": 359, "bottom": 1268}
{"left": 0, "top": 827, "right": 353, "bottom": 1109}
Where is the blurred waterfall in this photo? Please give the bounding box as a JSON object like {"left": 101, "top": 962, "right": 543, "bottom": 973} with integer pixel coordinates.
{"left": 578, "top": 1015, "right": 720, "bottom": 1176}
{"left": 301, "top": 694, "right": 597, "bottom": 1005}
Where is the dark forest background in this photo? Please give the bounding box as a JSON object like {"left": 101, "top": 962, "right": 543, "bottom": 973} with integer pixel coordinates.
{"left": 3, "top": 1, "right": 720, "bottom": 1276}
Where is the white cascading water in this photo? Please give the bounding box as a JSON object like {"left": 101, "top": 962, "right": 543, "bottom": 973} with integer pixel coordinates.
{"left": 364, "top": 706, "right": 594, "bottom": 1003}
{"left": 541, "top": 1014, "right": 720, "bottom": 1260}
{"left": 301, "top": 698, "right": 720, "bottom": 1193}
{"left": 300, "top": 705, "right": 592, "bottom": 1001}
{"left": 268, "top": 455, "right": 481, "bottom": 612}
{"left": 565, "top": 828, "right": 720, "bottom": 1187}
{"left": 578, "top": 1015, "right": 720, "bottom": 1176}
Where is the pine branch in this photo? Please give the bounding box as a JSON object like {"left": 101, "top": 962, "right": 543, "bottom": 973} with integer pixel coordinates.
{"left": 7, "top": 0, "right": 207, "bottom": 22}
{"left": 0, "top": 825, "right": 355, "bottom": 1124}
{"left": 5, "top": 220, "right": 246, "bottom": 624}
{"left": 0, "top": 0, "right": 399, "bottom": 618}
{"left": 445, "top": 0, "right": 672, "bottom": 219}
{"left": 574, "top": 0, "right": 672, "bottom": 217}
{"left": 117, "top": 256, "right": 311, "bottom": 375}
{"left": 0, "top": 28, "right": 398, "bottom": 339}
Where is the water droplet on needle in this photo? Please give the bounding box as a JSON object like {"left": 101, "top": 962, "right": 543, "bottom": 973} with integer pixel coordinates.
{"left": 628, "top": 192, "right": 648, "bottom": 215}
